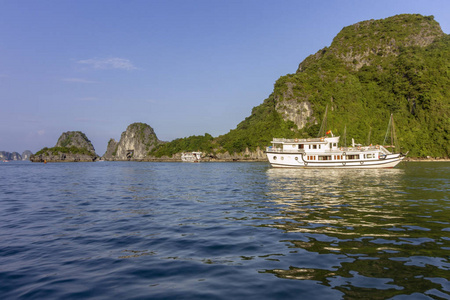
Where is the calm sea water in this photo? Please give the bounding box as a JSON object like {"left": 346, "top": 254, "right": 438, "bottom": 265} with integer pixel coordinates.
{"left": 0, "top": 161, "right": 449, "bottom": 299}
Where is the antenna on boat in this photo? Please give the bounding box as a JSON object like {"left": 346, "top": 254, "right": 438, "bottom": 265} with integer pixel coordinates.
{"left": 318, "top": 105, "right": 328, "bottom": 138}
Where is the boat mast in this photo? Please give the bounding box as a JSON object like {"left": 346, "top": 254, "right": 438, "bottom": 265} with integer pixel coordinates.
{"left": 383, "top": 113, "right": 400, "bottom": 152}
{"left": 366, "top": 127, "right": 371, "bottom": 146}
{"left": 383, "top": 114, "right": 393, "bottom": 146}
{"left": 318, "top": 105, "right": 328, "bottom": 138}
{"left": 344, "top": 125, "right": 347, "bottom": 147}
{"left": 391, "top": 114, "right": 399, "bottom": 151}
{"left": 391, "top": 116, "right": 394, "bottom": 147}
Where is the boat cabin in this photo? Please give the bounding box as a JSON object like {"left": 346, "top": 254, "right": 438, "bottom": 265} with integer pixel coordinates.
{"left": 268, "top": 136, "right": 340, "bottom": 154}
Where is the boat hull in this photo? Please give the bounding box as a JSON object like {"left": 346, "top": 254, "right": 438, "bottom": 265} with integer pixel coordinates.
{"left": 266, "top": 152, "right": 405, "bottom": 169}
{"left": 181, "top": 152, "right": 202, "bottom": 162}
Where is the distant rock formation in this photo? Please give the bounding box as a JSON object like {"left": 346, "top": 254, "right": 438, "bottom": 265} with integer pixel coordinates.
{"left": 0, "top": 151, "right": 32, "bottom": 161}
{"left": 21, "top": 150, "right": 33, "bottom": 161}
{"left": 30, "top": 131, "right": 99, "bottom": 162}
{"left": 103, "top": 123, "right": 160, "bottom": 161}
{"left": 10, "top": 152, "right": 21, "bottom": 160}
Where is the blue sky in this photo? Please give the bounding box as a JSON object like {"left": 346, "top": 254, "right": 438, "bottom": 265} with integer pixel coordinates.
{"left": 1, "top": 0, "right": 449, "bottom": 155}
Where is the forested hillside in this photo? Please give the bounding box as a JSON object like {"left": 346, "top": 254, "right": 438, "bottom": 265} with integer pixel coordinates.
{"left": 152, "top": 14, "right": 449, "bottom": 158}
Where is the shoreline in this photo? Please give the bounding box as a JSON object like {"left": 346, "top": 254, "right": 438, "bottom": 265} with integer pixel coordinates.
{"left": 404, "top": 157, "right": 450, "bottom": 162}
{"left": 113, "top": 157, "right": 450, "bottom": 163}
{"left": 28, "top": 155, "right": 450, "bottom": 163}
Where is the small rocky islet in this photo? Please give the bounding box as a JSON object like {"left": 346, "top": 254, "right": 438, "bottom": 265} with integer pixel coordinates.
{"left": 31, "top": 131, "right": 99, "bottom": 162}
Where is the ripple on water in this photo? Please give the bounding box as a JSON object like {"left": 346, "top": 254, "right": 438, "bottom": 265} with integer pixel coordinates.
{"left": 0, "top": 161, "right": 449, "bottom": 299}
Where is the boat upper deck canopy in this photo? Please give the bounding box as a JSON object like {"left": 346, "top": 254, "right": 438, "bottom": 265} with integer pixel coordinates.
{"left": 271, "top": 137, "right": 340, "bottom": 144}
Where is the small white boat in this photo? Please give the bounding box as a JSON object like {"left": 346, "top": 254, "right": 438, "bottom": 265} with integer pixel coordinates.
{"left": 181, "top": 152, "right": 202, "bottom": 162}
{"left": 266, "top": 114, "right": 406, "bottom": 169}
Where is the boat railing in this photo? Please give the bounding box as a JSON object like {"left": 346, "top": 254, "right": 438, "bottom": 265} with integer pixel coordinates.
{"left": 267, "top": 145, "right": 392, "bottom": 154}
{"left": 272, "top": 138, "right": 323, "bottom": 143}
{"left": 266, "top": 147, "right": 305, "bottom": 153}
{"left": 334, "top": 145, "right": 391, "bottom": 153}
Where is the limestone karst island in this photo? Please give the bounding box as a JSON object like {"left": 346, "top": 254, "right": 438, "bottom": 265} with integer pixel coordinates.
{"left": 29, "top": 14, "right": 449, "bottom": 163}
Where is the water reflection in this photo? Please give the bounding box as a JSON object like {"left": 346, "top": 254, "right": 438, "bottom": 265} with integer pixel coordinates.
{"left": 263, "top": 167, "right": 450, "bottom": 298}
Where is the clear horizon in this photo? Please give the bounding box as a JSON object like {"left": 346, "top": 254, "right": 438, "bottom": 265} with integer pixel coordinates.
{"left": 1, "top": 0, "right": 449, "bottom": 155}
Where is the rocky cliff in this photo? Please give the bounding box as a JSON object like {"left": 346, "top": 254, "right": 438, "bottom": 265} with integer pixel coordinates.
{"left": 297, "top": 14, "right": 444, "bottom": 73}
{"left": 277, "top": 14, "right": 446, "bottom": 131}
{"left": 103, "top": 123, "right": 160, "bottom": 161}
{"left": 31, "top": 131, "right": 99, "bottom": 162}
{"left": 212, "top": 14, "right": 449, "bottom": 158}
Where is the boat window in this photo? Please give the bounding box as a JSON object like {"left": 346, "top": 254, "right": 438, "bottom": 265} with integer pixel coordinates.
{"left": 273, "top": 156, "right": 277, "bottom": 160}
{"left": 347, "top": 155, "right": 359, "bottom": 160}
{"left": 299, "top": 144, "right": 304, "bottom": 149}
{"left": 312, "top": 145, "right": 317, "bottom": 149}
{"left": 318, "top": 155, "right": 332, "bottom": 160}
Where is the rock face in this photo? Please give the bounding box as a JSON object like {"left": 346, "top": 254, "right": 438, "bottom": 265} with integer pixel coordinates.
{"left": 30, "top": 131, "right": 99, "bottom": 162}
{"left": 103, "top": 139, "right": 118, "bottom": 159}
{"left": 21, "top": 150, "right": 33, "bottom": 161}
{"left": 31, "top": 152, "right": 98, "bottom": 163}
{"left": 10, "top": 152, "right": 22, "bottom": 160}
{"left": 274, "top": 91, "right": 316, "bottom": 130}
{"left": 56, "top": 131, "right": 96, "bottom": 154}
{"left": 1, "top": 151, "right": 15, "bottom": 160}
{"left": 212, "top": 147, "right": 267, "bottom": 161}
{"left": 103, "top": 123, "right": 160, "bottom": 160}
{"left": 0, "top": 151, "right": 28, "bottom": 161}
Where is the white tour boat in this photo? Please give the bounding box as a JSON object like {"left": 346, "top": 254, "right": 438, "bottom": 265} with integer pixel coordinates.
{"left": 181, "top": 152, "right": 202, "bottom": 162}
{"left": 266, "top": 115, "right": 406, "bottom": 169}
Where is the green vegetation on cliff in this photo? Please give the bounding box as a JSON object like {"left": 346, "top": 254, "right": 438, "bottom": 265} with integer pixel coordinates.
{"left": 35, "top": 146, "right": 96, "bottom": 156}
{"left": 150, "top": 133, "right": 214, "bottom": 157}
